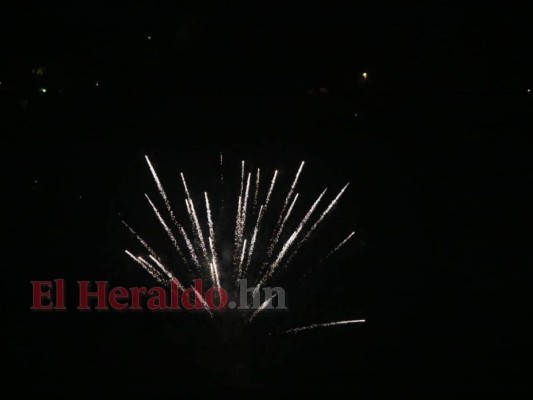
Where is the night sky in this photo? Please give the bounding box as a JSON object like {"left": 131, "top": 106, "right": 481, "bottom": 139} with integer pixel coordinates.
{"left": 3, "top": 2, "right": 531, "bottom": 397}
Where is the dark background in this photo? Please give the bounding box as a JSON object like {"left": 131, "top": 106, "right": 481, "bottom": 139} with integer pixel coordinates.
{"left": 3, "top": 1, "right": 530, "bottom": 397}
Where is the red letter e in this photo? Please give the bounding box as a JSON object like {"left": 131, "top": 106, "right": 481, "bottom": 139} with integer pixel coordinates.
{"left": 31, "top": 281, "right": 53, "bottom": 310}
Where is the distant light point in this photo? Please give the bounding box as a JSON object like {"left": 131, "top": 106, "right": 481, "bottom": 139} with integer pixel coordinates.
{"left": 38, "top": 87, "right": 47, "bottom": 94}
{"left": 528, "top": 88, "right": 531, "bottom": 93}
{"left": 33, "top": 66, "right": 45, "bottom": 76}
{"left": 362, "top": 72, "right": 368, "bottom": 79}
{"left": 95, "top": 81, "right": 99, "bottom": 87}
{"left": 147, "top": 35, "right": 152, "bottom": 40}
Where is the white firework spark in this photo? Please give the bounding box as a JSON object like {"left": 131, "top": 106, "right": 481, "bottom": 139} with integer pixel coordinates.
{"left": 204, "top": 192, "right": 220, "bottom": 287}
{"left": 263, "top": 170, "right": 278, "bottom": 212}
{"left": 148, "top": 255, "right": 176, "bottom": 282}
{"left": 145, "top": 156, "right": 174, "bottom": 221}
{"left": 236, "top": 239, "right": 248, "bottom": 283}
{"left": 137, "top": 258, "right": 164, "bottom": 283}
{"left": 180, "top": 172, "right": 193, "bottom": 200}
{"left": 125, "top": 250, "right": 164, "bottom": 284}
{"left": 233, "top": 195, "right": 242, "bottom": 263}
{"left": 248, "top": 293, "right": 278, "bottom": 322}
{"left": 145, "top": 156, "right": 202, "bottom": 269}
{"left": 326, "top": 231, "right": 356, "bottom": 258}
{"left": 305, "top": 183, "right": 349, "bottom": 240}
{"left": 124, "top": 154, "right": 360, "bottom": 325}
{"left": 286, "top": 319, "right": 365, "bottom": 334}
{"left": 244, "top": 204, "right": 264, "bottom": 274}
{"left": 186, "top": 198, "right": 210, "bottom": 264}
{"left": 283, "top": 161, "right": 305, "bottom": 215}
{"left": 177, "top": 217, "right": 202, "bottom": 272}
{"left": 145, "top": 194, "right": 185, "bottom": 261}
{"left": 122, "top": 220, "right": 159, "bottom": 261}
{"left": 209, "top": 240, "right": 220, "bottom": 287}
{"left": 240, "top": 172, "right": 252, "bottom": 243}
{"left": 138, "top": 256, "right": 166, "bottom": 282}
{"left": 268, "top": 192, "right": 299, "bottom": 256}
{"left": 287, "top": 183, "right": 350, "bottom": 262}
{"left": 145, "top": 156, "right": 188, "bottom": 242}
{"left": 240, "top": 160, "right": 245, "bottom": 197}
{"left": 189, "top": 286, "right": 213, "bottom": 317}
{"left": 181, "top": 173, "right": 210, "bottom": 264}
{"left": 234, "top": 171, "right": 251, "bottom": 265}
{"left": 253, "top": 168, "right": 260, "bottom": 210}
{"left": 126, "top": 251, "right": 211, "bottom": 316}
{"left": 268, "top": 161, "right": 305, "bottom": 256}
{"left": 256, "top": 187, "right": 328, "bottom": 293}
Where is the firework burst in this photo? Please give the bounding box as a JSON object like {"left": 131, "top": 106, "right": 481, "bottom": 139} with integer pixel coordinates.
{"left": 122, "top": 154, "right": 364, "bottom": 333}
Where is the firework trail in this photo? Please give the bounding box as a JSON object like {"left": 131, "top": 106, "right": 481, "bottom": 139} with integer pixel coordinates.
{"left": 125, "top": 250, "right": 164, "bottom": 284}
{"left": 240, "top": 172, "right": 252, "bottom": 240}
{"left": 248, "top": 293, "right": 278, "bottom": 322}
{"left": 238, "top": 173, "right": 252, "bottom": 250}
{"left": 248, "top": 170, "right": 278, "bottom": 276}
{"left": 204, "top": 192, "right": 220, "bottom": 287}
{"left": 236, "top": 239, "right": 248, "bottom": 283}
{"left": 253, "top": 168, "right": 260, "bottom": 211}
{"left": 138, "top": 257, "right": 165, "bottom": 282}
{"left": 146, "top": 156, "right": 191, "bottom": 246}
{"left": 204, "top": 193, "right": 217, "bottom": 247}
{"left": 147, "top": 257, "right": 212, "bottom": 315}
{"left": 177, "top": 218, "right": 202, "bottom": 273}
{"left": 181, "top": 173, "right": 210, "bottom": 264}
{"left": 233, "top": 195, "right": 242, "bottom": 264}
{"left": 283, "top": 161, "right": 305, "bottom": 213}
{"left": 148, "top": 255, "right": 177, "bottom": 281}
{"left": 145, "top": 194, "right": 200, "bottom": 273}
{"left": 145, "top": 193, "right": 198, "bottom": 274}
{"left": 263, "top": 170, "right": 278, "bottom": 212}
{"left": 304, "top": 183, "right": 350, "bottom": 240}
{"left": 244, "top": 204, "right": 264, "bottom": 275}
{"left": 286, "top": 319, "right": 365, "bottom": 334}
{"left": 125, "top": 154, "right": 361, "bottom": 325}
{"left": 145, "top": 194, "right": 185, "bottom": 261}
{"left": 249, "top": 170, "right": 278, "bottom": 270}
{"left": 269, "top": 188, "right": 326, "bottom": 270}
{"left": 186, "top": 198, "right": 210, "bottom": 264}
{"left": 193, "top": 291, "right": 213, "bottom": 317}
{"left": 143, "top": 256, "right": 210, "bottom": 315}
{"left": 121, "top": 220, "right": 159, "bottom": 261}
{"left": 234, "top": 171, "right": 251, "bottom": 265}
{"left": 233, "top": 161, "right": 246, "bottom": 260}
{"left": 326, "top": 231, "right": 356, "bottom": 259}
{"left": 240, "top": 161, "right": 245, "bottom": 197}
{"left": 180, "top": 171, "right": 193, "bottom": 200}
{"left": 209, "top": 240, "right": 220, "bottom": 287}
{"left": 145, "top": 156, "right": 175, "bottom": 221}
{"left": 254, "top": 188, "right": 327, "bottom": 296}
{"left": 268, "top": 193, "right": 299, "bottom": 256}
{"left": 247, "top": 170, "right": 278, "bottom": 274}
{"left": 286, "top": 183, "right": 350, "bottom": 265}
{"left": 268, "top": 161, "right": 305, "bottom": 256}
{"left": 185, "top": 198, "right": 193, "bottom": 223}
{"left": 127, "top": 251, "right": 211, "bottom": 316}
{"left": 146, "top": 156, "right": 204, "bottom": 270}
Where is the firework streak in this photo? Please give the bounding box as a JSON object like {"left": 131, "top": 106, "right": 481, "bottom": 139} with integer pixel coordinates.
{"left": 121, "top": 155, "right": 363, "bottom": 330}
